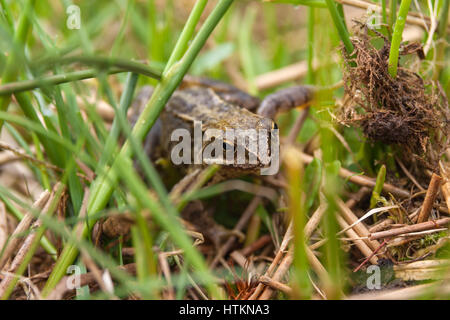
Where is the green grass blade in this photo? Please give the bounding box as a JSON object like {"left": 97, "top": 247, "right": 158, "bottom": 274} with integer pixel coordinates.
{"left": 388, "top": 0, "right": 412, "bottom": 78}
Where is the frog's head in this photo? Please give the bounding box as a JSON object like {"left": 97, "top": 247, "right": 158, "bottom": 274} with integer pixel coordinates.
{"left": 201, "top": 115, "right": 279, "bottom": 173}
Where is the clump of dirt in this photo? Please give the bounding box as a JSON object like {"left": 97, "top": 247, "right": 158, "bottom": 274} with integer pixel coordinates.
{"left": 339, "top": 24, "right": 450, "bottom": 169}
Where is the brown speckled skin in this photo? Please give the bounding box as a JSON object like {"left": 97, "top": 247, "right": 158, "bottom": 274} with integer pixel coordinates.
{"left": 130, "top": 80, "right": 313, "bottom": 179}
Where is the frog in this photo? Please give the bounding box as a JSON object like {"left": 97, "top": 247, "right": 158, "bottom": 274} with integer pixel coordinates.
{"left": 129, "top": 76, "right": 314, "bottom": 179}
{"left": 128, "top": 76, "right": 314, "bottom": 248}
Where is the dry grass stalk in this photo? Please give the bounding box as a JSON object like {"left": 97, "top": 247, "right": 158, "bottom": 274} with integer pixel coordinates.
{"left": 0, "top": 202, "right": 7, "bottom": 251}
{"left": 0, "top": 142, "right": 63, "bottom": 174}
{"left": 304, "top": 204, "right": 327, "bottom": 239}
{"left": 441, "top": 181, "right": 450, "bottom": 213}
{"left": 255, "top": 61, "right": 312, "bottom": 91}
{"left": 240, "top": 234, "right": 272, "bottom": 257}
{"left": 229, "top": 251, "right": 256, "bottom": 277}
{"left": 258, "top": 248, "right": 293, "bottom": 300}
{"left": 439, "top": 161, "right": 450, "bottom": 214}
{"left": 305, "top": 246, "right": 329, "bottom": 283}
{"left": 158, "top": 253, "right": 175, "bottom": 300}
{"left": 0, "top": 146, "right": 36, "bottom": 166}
{"left": 299, "top": 151, "right": 410, "bottom": 198}
{"left": 336, "top": 197, "right": 383, "bottom": 252}
{"left": 369, "top": 217, "right": 450, "bottom": 240}
{"left": 348, "top": 280, "right": 450, "bottom": 300}
{"left": 253, "top": 204, "right": 331, "bottom": 300}
{"left": 396, "top": 157, "right": 426, "bottom": 191}
{"left": 248, "top": 223, "right": 293, "bottom": 300}
{"left": 81, "top": 253, "right": 117, "bottom": 298}
{"left": 47, "top": 263, "right": 137, "bottom": 300}
{"left": 258, "top": 275, "right": 292, "bottom": 295}
{"left": 369, "top": 218, "right": 395, "bottom": 233}
{"left": 210, "top": 196, "right": 261, "bottom": 268}
{"left": 0, "top": 190, "right": 50, "bottom": 270}
{"left": 286, "top": 108, "right": 310, "bottom": 145}
{"left": 417, "top": 173, "right": 443, "bottom": 223}
{"left": 0, "top": 183, "right": 62, "bottom": 297}
{"left": 337, "top": 215, "right": 378, "bottom": 265}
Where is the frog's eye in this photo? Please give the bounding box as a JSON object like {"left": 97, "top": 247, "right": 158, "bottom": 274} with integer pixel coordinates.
{"left": 222, "top": 141, "right": 234, "bottom": 151}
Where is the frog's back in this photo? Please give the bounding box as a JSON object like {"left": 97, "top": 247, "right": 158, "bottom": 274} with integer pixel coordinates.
{"left": 163, "top": 87, "right": 271, "bottom": 133}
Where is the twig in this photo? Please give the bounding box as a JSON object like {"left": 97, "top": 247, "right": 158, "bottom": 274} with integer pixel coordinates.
{"left": 417, "top": 173, "right": 442, "bottom": 223}
{"left": 369, "top": 217, "right": 450, "bottom": 240}
{"left": 305, "top": 246, "right": 329, "bottom": 283}
{"left": 337, "top": 215, "right": 378, "bottom": 265}
{"left": 353, "top": 239, "right": 388, "bottom": 272}
{"left": 258, "top": 248, "right": 294, "bottom": 300}
{"left": 209, "top": 197, "right": 261, "bottom": 268}
{"left": 254, "top": 212, "right": 331, "bottom": 300}
{"left": 0, "top": 145, "right": 36, "bottom": 166}
{"left": 336, "top": 197, "right": 383, "bottom": 252}
{"left": 248, "top": 222, "right": 293, "bottom": 300}
{"left": 369, "top": 218, "right": 395, "bottom": 233}
{"left": 255, "top": 60, "right": 317, "bottom": 91}
{"left": 396, "top": 157, "right": 425, "bottom": 191}
{"left": 439, "top": 161, "right": 450, "bottom": 215}
{"left": 304, "top": 203, "right": 327, "bottom": 239}
{"left": 0, "top": 142, "right": 90, "bottom": 181}
{"left": 309, "top": 239, "right": 327, "bottom": 250}
{"left": 298, "top": 151, "right": 410, "bottom": 198}
{"left": 81, "top": 253, "right": 116, "bottom": 298}
{"left": 369, "top": 209, "right": 419, "bottom": 233}
{"left": 158, "top": 253, "right": 175, "bottom": 300}
{"left": 0, "top": 271, "right": 42, "bottom": 300}
{"left": 286, "top": 108, "right": 310, "bottom": 145}
{"left": 258, "top": 275, "right": 292, "bottom": 295}
{"left": 240, "top": 235, "right": 272, "bottom": 257}
{"left": 229, "top": 251, "right": 255, "bottom": 272}
{"left": 422, "top": 0, "right": 439, "bottom": 55}
{"left": 338, "top": 205, "right": 399, "bottom": 235}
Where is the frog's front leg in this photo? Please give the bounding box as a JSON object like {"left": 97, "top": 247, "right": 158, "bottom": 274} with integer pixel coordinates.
{"left": 257, "top": 85, "right": 314, "bottom": 119}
